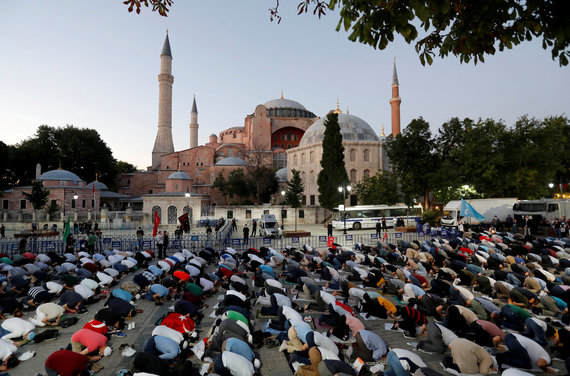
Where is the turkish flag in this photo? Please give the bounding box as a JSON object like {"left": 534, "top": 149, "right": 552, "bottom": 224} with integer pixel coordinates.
{"left": 382, "top": 232, "right": 388, "bottom": 241}
{"left": 153, "top": 210, "right": 160, "bottom": 237}
{"left": 327, "top": 236, "right": 335, "bottom": 247}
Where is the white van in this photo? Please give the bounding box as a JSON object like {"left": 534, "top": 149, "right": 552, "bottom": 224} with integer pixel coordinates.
{"left": 258, "top": 214, "right": 282, "bottom": 238}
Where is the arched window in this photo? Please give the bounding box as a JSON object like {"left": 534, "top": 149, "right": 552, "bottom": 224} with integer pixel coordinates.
{"left": 350, "top": 169, "right": 357, "bottom": 182}
{"left": 152, "top": 206, "right": 161, "bottom": 224}
{"left": 363, "top": 169, "right": 370, "bottom": 179}
{"left": 363, "top": 149, "right": 370, "bottom": 162}
{"left": 301, "top": 171, "right": 306, "bottom": 184}
{"left": 310, "top": 151, "right": 315, "bottom": 163}
{"left": 228, "top": 149, "right": 234, "bottom": 157}
{"left": 350, "top": 149, "right": 356, "bottom": 162}
{"left": 301, "top": 153, "right": 305, "bottom": 164}
{"left": 310, "top": 170, "right": 315, "bottom": 185}
{"left": 294, "top": 154, "right": 298, "bottom": 166}
{"left": 167, "top": 206, "right": 178, "bottom": 224}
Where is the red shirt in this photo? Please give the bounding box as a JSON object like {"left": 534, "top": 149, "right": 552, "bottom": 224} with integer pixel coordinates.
{"left": 173, "top": 270, "right": 190, "bottom": 282}
{"left": 162, "top": 312, "right": 195, "bottom": 334}
{"left": 83, "top": 319, "right": 108, "bottom": 335}
{"left": 45, "top": 350, "right": 89, "bottom": 376}
{"left": 71, "top": 328, "right": 107, "bottom": 352}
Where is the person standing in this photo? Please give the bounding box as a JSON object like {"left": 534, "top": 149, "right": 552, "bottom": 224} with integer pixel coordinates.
{"left": 381, "top": 217, "right": 388, "bottom": 232}
{"left": 327, "top": 222, "right": 333, "bottom": 237}
{"left": 87, "top": 231, "right": 97, "bottom": 255}
{"left": 232, "top": 218, "right": 237, "bottom": 231}
{"left": 376, "top": 220, "right": 382, "bottom": 236}
{"left": 0, "top": 224, "right": 4, "bottom": 238}
{"left": 156, "top": 231, "right": 164, "bottom": 259}
{"left": 251, "top": 219, "right": 257, "bottom": 237}
{"left": 163, "top": 231, "right": 169, "bottom": 257}
{"left": 243, "top": 225, "right": 249, "bottom": 246}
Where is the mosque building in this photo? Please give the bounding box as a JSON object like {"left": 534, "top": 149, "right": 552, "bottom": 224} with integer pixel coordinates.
{"left": 1, "top": 33, "right": 402, "bottom": 226}
{"left": 118, "top": 33, "right": 402, "bottom": 211}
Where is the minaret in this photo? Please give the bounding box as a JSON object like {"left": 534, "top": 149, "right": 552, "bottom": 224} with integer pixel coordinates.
{"left": 390, "top": 57, "right": 401, "bottom": 136}
{"left": 151, "top": 32, "right": 175, "bottom": 170}
{"left": 189, "top": 95, "right": 198, "bottom": 149}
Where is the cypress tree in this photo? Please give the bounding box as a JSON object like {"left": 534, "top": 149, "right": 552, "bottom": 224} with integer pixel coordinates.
{"left": 317, "top": 112, "right": 349, "bottom": 210}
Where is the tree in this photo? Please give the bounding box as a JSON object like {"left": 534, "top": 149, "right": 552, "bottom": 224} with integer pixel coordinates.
{"left": 212, "top": 169, "right": 253, "bottom": 203}
{"left": 249, "top": 166, "right": 279, "bottom": 203}
{"left": 285, "top": 0, "right": 570, "bottom": 66}
{"left": 285, "top": 169, "right": 305, "bottom": 231}
{"left": 116, "top": 161, "right": 138, "bottom": 174}
{"left": 7, "top": 125, "right": 119, "bottom": 190}
{"left": 127, "top": 1, "right": 570, "bottom": 66}
{"left": 22, "top": 181, "right": 50, "bottom": 221}
{"left": 317, "top": 113, "right": 349, "bottom": 210}
{"left": 384, "top": 117, "right": 438, "bottom": 207}
{"left": 354, "top": 171, "right": 401, "bottom": 205}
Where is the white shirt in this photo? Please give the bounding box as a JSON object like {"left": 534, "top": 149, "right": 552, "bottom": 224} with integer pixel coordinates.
{"left": 1, "top": 318, "right": 35, "bottom": 341}
{"left": 313, "top": 332, "right": 338, "bottom": 355}
{"left": 199, "top": 278, "right": 214, "bottom": 292}
{"left": 318, "top": 346, "right": 340, "bottom": 361}
{"left": 152, "top": 325, "right": 184, "bottom": 344}
{"left": 391, "top": 348, "right": 427, "bottom": 370}
{"left": 221, "top": 351, "right": 254, "bottom": 376}
{"left": 512, "top": 333, "right": 550, "bottom": 368}
{"left": 74, "top": 284, "right": 95, "bottom": 300}
{"left": 0, "top": 339, "right": 17, "bottom": 361}
{"left": 282, "top": 306, "right": 302, "bottom": 322}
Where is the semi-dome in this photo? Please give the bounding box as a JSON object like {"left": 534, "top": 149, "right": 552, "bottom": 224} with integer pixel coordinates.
{"left": 263, "top": 98, "right": 306, "bottom": 110}
{"left": 167, "top": 171, "right": 191, "bottom": 180}
{"left": 37, "top": 169, "right": 82, "bottom": 183}
{"left": 275, "top": 167, "right": 287, "bottom": 182}
{"left": 298, "top": 113, "right": 380, "bottom": 148}
{"left": 215, "top": 157, "right": 248, "bottom": 166}
{"left": 86, "top": 181, "right": 109, "bottom": 191}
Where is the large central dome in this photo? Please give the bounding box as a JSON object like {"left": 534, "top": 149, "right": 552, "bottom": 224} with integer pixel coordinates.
{"left": 299, "top": 113, "right": 380, "bottom": 147}
{"left": 263, "top": 98, "right": 306, "bottom": 110}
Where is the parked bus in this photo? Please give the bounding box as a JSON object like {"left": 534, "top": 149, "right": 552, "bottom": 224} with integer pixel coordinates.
{"left": 332, "top": 204, "right": 423, "bottom": 230}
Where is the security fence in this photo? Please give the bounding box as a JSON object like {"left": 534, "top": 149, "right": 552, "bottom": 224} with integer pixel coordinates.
{"left": 0, "top": 226, "right": 460, "bottom": 256}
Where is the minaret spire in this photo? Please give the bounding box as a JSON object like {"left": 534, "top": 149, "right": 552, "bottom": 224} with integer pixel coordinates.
{"left": 189, "top": 95, "right": 199, "bottom": 149}
{"left": 152, "top": 32, "right": 175, "bottom": 170}
{"left": 389, "top": 57, "right": 401, "bottom": 136}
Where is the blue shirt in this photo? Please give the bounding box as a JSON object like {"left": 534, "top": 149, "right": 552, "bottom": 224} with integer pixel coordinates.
{"left": 225, "top": 338, "right": 254, "bottom": 362}
{"left": 289, "top": 319, "right": 312, "bottom": 343}
{"left": 149, "top": 265, "right": 163, "bottom": 276}
{"left": 552, "top": 296, "right": 568, "bottom": 310}
{"left": 358, "top": 329, "right": 388, "bottom": 360}
{"left": 475, "top": 297, "right": 500, "bottom": 314}
{"left": 112, "top": 289, "right": 133, "bottom": 302}
{"left": 150, "top": 284, "right": 169, "bottom": 297}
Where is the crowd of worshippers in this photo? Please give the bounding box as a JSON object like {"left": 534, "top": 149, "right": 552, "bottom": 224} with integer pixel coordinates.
{"left": 0, "top": 228, "right": 569, "bottom": 376}
{"left": 217, "top": 230, "right": 570, "bottom": 376}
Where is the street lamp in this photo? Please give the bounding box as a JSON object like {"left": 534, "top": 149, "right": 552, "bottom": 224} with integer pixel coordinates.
{"left": 338, "top": 185, "right": 352, "bottom": 234}
{"left": 281, "top": 190, "right": 286, "bottom": 230}
{"left": 184, "top": 192, "right": 190, "bottom": 213}
{"left": 73, "top": 194, "right": 78, "bottom": 221}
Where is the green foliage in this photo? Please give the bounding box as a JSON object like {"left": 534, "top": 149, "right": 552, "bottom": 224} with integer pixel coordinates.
{"left": 123, "top": 0, "right": 172, "bottom": 16}
{"left": 278, "top": 1, "right": 570, "bottom": 66}
{"left": 384, "top": 117, "right": 438, "bottom": 207}
{"left": 46, "top": 200, "right": 60, "bottom": 218}
{"left": 22, "top": 181, "right": 50, "bottom": 211}
{"left": 317, "top": 113, "right": 349, "bottom": 210}
{"left": 285, "top": 169, "right": 305, "bottom": 231}
{"left": 3, "top": 125, "right": 120, "bottom": 190}
{"left": 354, "top": 171, "right": 401, "bottom": 205}
{"left": 249, "top": 166, "right": 279, "bottom": 203}
{"left": 116, "top": 161, "right": 138, "bottom": 174}
{"left": 422, "top": 209, "right": 441, "bottom": 227}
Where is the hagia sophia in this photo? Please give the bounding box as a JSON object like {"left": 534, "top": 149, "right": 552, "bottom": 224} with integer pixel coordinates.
{"left": 117, "top": 33, "right": 400, "bottom": 206}
{"left": 1, "top": 33, "right": 402, "bottom": 226}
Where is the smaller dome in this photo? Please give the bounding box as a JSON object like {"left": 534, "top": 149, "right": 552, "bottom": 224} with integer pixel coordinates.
{"left": 263, "top": 98, "right": 306, "bottom": 110}
{"left": 275, "top": 167, "right": 287, "bottom": 182}
{"left": 215, "top": 157, "right": 248, "bottom": 166}
{"left": 167, "top": 171, "right": 191, "bottom": 180}
{"left": 37, "top": 169, "right": 82, "bottom": 182}
{"left": 86, "top": 181, "right": 109, "bottom": 191}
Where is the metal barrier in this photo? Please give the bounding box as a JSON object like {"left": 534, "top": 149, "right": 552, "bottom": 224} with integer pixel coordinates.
{"left": 0, "top": 228, "right": 459, "bottom": 256}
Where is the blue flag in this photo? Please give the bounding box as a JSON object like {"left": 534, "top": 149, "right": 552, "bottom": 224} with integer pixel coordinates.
{"left": 460, "top": 199, "right": 485, "bottom": 221}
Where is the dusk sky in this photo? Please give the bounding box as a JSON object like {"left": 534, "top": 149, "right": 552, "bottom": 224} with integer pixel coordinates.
{"left": 1, "top": 1, "right": 569, "bottom": 170}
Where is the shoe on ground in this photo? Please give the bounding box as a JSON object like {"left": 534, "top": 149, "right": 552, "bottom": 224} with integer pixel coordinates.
{"left": 112, "top": 331, "right": 126, "bottom": 337}
{"left": 279, "top": 341, "right": 288, "bottom": 352}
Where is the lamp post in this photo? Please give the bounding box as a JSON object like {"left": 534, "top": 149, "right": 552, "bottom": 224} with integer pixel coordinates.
{"left": 184, "top": 192, "right": 190, "bottom": 214}
{"left": 73, "top": 194, "right": 78, "bottom": 221}
{"left": 338, "top": 185, "right": 352, "bottom": 234}
{"left": 281, "top": 190, "right": 285, "bottom": 230}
